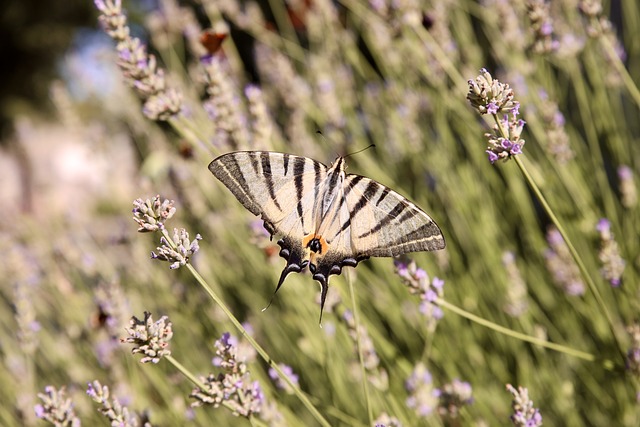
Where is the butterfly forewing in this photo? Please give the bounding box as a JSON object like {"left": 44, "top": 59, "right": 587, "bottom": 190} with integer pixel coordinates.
{"left": 209, "top": 151, "right": 445, "bottom": 321}
{"left": 209, "top": 151, "right": 328, "bottom": 238}
{"left": 340, "top": 175, "right": 445, "bottom": 256}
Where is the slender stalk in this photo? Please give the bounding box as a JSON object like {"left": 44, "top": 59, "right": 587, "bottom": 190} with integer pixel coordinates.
{"left": 186, "top": 263, "right": 331, "bottom": 427}
{"left": 159, "top": 229, "right": 331, "bottom": 427}
{"left": 511, "top": 156, "right": 626, "bottom": 363}
{"left": 436, "top": 299, "right": 614, "bottom": 368}
{"left": 347, "top": 274, "right": 373, "bottom": 425}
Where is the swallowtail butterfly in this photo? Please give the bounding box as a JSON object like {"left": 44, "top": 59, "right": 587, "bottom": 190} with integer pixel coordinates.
{"left": 209, "top": 151, "right": 445, "bottom": 320}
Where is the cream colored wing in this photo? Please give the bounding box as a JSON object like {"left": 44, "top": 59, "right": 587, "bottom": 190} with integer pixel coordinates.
{"left": 208, "top": 151, "right": 328, "bottom": 238}
{"left": 326, "top": 174, "right": 446, "bottom": 258}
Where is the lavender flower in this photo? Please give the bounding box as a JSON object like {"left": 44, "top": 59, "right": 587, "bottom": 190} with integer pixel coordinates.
{"left": 618, "top": 166, "right": 637, "bottom": 208}
{"left": 394, "top": 260, "right": 445, "bottom": 322}
{"left": 436, "top": 379, "right": 473, "bottom": 419}
{"left": 526, "top": 0, "right": 559, "bottom": 54}
{"left": 406, "top": 362, "right": 437, "bottom": 418}
{"left": 92, "top": 280, "right": 131, "bottom": 367}
{"left": 625, "top": 323, "right": 640, "bottom": 376}
{"left": 245, "top": 84, "right": 277, "bottom": 150}
{"left": 202, "top": 55, "right": 250, "bottom": 149}
{"left": 93, "top": 280, "right": 130, "bottom": 339}
{"left": 544, "top": 227, "right": 585, "bottom": 296}
{"left": 506, "top": 384, "right": 542, "bottom": 426}
{"left": 483, "top": 111, "right": 526, "bottom": 164}
{"left": 373, "top": 412, "right": 403, "bottom": 427}
{"left": 502, "top": 252, "right": 528, "bottom": 317}
{"left": 579, "top": 0, "right": 625, "bottom": 86}
{"left": 120, "top": 312, "right": 173, "bottom": 363}
{"left": 342, "top": 310, "right": 389, "bottom": 390}
{"left": 467, "top": 68, "right": 517, "bottom": 115}
{"left": 14, "top": 279, "right": 40, "bottom": 356}
{"left": 87, "top": 380, "right": 150, "bottom": 427}
{"left": 132, "top": 195, "right": 176, "bottom": 232}
{"left": 191, "top": 333, "right": 264, "bottom": 418}
{"left": 467, "top": 69, "right": 526, "bottom": 164}
{"left": 596, "top": 219, "right": 625, "bottom": 287}
{"left": 94, "top": 0, "right": 182, "bottom": 120}
{"left": 537, "top": 91, "right": 573, "bottom": 163}
{"left": 269, "top": 364, "right": 300, "bottom": 394}
{"left": 35, "top": 386, "right": 80, "bottom": 427}
{"left": 151, "top": 228, "right": 202, "bottom": 269}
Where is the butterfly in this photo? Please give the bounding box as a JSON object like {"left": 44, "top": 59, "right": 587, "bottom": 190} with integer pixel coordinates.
{"left": 209, "top": 151, "right": 445, "bottom": 321}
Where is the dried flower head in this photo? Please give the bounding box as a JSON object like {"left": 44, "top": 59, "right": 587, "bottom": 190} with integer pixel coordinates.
{"left": 596, "top": 219, "right": 625, "bottom": 287}
{"left": 94, "top": 0, "right": 182, "bottom": 120}
{"left": 436, "top": 379, "right": 474, "bottom": 419}
{"left": 87, "top": 380, "right": 149, "bottom": 427}
{"left": 151, "top": 228, "right": 202, "bottom": 269}
{"left": 467, "top": 68, "right": 517, "bottom": 115}
{"left": 35, "top": 386, "right": 80, "bottom": 427}
{"left": 506, "top": 384, "right": 542, "bottom": 426}
{"left": 120, "top": 312, "right": 173, "bottom": 363}
{"left": 191, "top": 333, "right": 264, "bottom": 418}
{"left": 132, "top": 195, "right": 176, "bottom": 232}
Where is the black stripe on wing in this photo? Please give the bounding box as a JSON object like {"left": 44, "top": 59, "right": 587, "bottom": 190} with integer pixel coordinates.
{"left": 358, "top": 200, "right": 407, "bottom": 238}
{"left": 208, "top": 153, "right": 262, "bottom": 217}
{"left": 260, "top": 153, "right": 282, "bottom": 211}
{"left": 293, "top": 156, "right": 307, "bottom": 228}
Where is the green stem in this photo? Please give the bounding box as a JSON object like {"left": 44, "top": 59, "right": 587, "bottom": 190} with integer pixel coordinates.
{"left": 159, "top": 229, "right": 331, "bottom": 427}
{"left": 347, "top": 274, "right": 373, "bottom": 425}
{"left": 511, "top": 156, "right": 626, "bottom": 363}
{"left": 437, "top": 299, "right": 614, "bottom": 368}
{"left": 165, "top": 355, "right": 208, "bottom": 391}
{"left": 599, "top": 36, "right": 640, "bottom": 109}
{"left": 186, "top": 263, "right": 331, "bottom": 427}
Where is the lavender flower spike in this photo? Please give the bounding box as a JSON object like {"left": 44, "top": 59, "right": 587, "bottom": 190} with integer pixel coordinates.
{"left": 151, "top": 228, "right": 202, "bottom": 269}
{"left": 120, "top": 312, "right": 173, "bottom": 363}
{"left": 191, "top": 332, "right": 265, "bottom": 418}
{"left": 94, "top": 0, "right": 182, "bottom": 120}
{"left": 132, "top": 195, "right": 176, "bottom": 232}
{"left": 506, "top": 384, "right": 542, "bottom": 426}
{"left": 596, "top": 218, "right": 625, "bottom": 287}
{"left": 35, "top": 386, "right": 80, "bottom": 427}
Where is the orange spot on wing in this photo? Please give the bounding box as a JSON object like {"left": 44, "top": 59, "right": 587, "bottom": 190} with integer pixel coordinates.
{"left": 302, "top": 234, "right": 329, "bottom": 254}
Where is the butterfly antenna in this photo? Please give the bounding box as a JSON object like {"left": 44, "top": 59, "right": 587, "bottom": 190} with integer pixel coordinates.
{"left": 344, "top": 144, "right": 375, "bottom": 159}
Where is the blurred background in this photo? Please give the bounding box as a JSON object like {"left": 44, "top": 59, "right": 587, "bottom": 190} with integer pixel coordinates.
{"left": 1, "top": 0, "right": 639, "bottom": 426}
